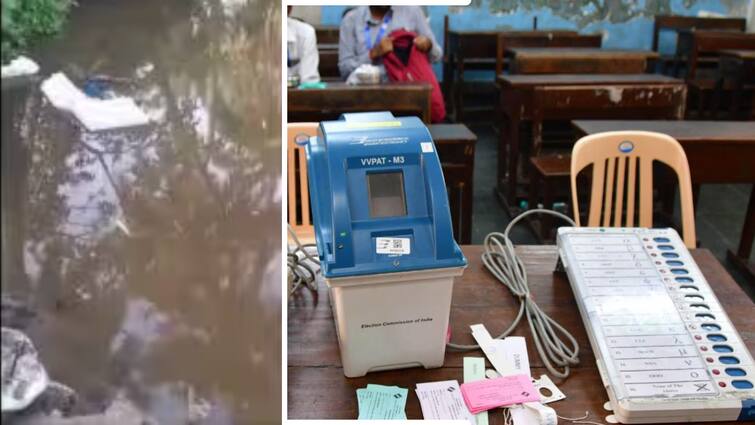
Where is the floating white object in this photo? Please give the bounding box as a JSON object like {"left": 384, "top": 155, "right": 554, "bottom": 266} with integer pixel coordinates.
{"left": 1, "top": 327, "right": 49, "bottom": 412}
{"left": 40, "top": 72, "right": 149, "bottom": 131}
{"left": 1, "top": 56, "right": 40, "bottom": 79}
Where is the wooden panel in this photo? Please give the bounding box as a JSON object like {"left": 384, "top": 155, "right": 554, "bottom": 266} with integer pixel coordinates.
{"left": 318, "top": 49, "right": 340, "bottom": 79}
{"left": 509, "top": 48, "right": 657, "bottom": 75}
{"left": 495, "top": 33, "right": 602, "bottom": 75}
{"left": 652, "top": 15, "right": 746, "bottom": 51}
{"left": 314, "top": 25, "right": 339, "bottom": 44}
{"left": 428, "top": 124, "right": 477, "bottom": 245}
{"left": 288, "top": 83, "right": 432, "bottom": 123}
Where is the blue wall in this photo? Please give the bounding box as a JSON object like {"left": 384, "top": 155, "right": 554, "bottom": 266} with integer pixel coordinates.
{"left": 319, "top": 0, "right": 748, "bottom": 80}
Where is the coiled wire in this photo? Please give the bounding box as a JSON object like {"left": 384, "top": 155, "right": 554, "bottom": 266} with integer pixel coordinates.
{"left": 447, "top": 209, "right": 580, "bottom": 379}
{"left": 287, "top": 224, "right": 320, "bottom": 297}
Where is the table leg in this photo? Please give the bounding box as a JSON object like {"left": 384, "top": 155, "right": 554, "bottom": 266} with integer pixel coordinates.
{"left": 443, "top": 55, "right": 454, "bottom": 115}
{"left": 505, "top": 91, "right": 522, "bottom": 208}
{"left": 455, "top": 60, "right": 465, "bottom": 122}
{"left": 727, "top": 185, "right": 755, "bottom": 283}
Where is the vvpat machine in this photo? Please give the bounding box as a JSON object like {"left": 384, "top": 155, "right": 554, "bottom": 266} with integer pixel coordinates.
{"left": 303, "top": 112, "right": 467, "bottom": 378}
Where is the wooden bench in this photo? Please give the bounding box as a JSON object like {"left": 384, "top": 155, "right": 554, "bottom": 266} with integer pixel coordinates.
{"left": 442, "top": 22, "right": 600, "bottom": 121}
{"left": 525, "top": 84, "right": 686, "bottom": 240}
{"left": 679, "top": 30, "right": 755, "bottom": 81}
{"left": 288, "top": 82, "right": 432, "bottom": 123}
{"left": 314, "top": 25, "right": 339, "bottom": 44}
{"left": 495, "top": 33, "right": 601, "bottom": 76}
{"left": 318, "top": 49, "right": 340, "bottom": 80}
{"left": 428, "top": 124, "right": 477, "bottom": 244}
{"left": 652, "top": 15, "right": 745, "bottom": 75}
{"left": 507, "top": 48, "right": 657, "bottom": 75}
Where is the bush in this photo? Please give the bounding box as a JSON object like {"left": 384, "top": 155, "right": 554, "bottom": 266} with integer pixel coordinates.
{"left": 2, "top": 0, "right": 72, "bottom": 63}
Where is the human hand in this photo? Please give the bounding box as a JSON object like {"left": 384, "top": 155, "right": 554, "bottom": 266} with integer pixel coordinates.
{"left": 413, "top": 36, "right": 432, "bottom": 52}
{"left": 370, "top": 36, "right": 393, "bottom": 60}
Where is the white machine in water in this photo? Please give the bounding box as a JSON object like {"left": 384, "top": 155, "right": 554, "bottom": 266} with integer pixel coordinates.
{"left": 558, "top": 227, "right": 755, "bottom": 423}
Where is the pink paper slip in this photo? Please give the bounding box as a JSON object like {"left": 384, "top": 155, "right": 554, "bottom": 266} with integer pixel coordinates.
{"left": 459, "top": 374, "right": 539, "bottom": 414}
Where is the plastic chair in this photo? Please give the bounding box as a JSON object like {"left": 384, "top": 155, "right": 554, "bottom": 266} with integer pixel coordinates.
{"left": 570, "top": 131, "right": 696, "bottom": 248}
{"left": 287, "top": 123, "right": 318, "bottom": 244}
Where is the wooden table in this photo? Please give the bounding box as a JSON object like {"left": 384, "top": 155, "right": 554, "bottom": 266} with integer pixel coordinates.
{"left": 652, "top": 15, "right": 746, "bottom": 75}
{"left": 288, "top": 82, "right": 432, "bottom": 123}
{"left": 507, "top": 48, "right": 658, "bottom": 74}
{"left": 288, "top": 245, "right": 755, "bottom": 420}
{"left": 495, "top": 74, "right": 685, "bottom": 212}
{"left": 429, "top": 124, "right": 477, "bottom": 244}
{"left": 719, "top": 49, "right": 755, "bottom": 84}
{"left": 573, "top": 120, "right": 755, "bottom": 282}
{"left": 442, "top": 28, "right": 600, "bottom": 120}
{"left": 676, "top": 30, "right": 755, "bottom": 81}
{"left": 715, "top": 50, "right": 755, "bottom": 119}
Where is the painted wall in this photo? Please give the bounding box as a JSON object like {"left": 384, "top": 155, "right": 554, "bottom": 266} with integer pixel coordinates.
{"left": 300, "top": 0, "right": 750, "bottom": 79}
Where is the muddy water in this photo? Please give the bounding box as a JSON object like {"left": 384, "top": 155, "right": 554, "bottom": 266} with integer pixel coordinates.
{"left": 1, "top": 0, "right": 281, "bottom": 423}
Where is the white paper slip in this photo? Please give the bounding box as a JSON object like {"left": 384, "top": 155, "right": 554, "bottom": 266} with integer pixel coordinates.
{"left": 375, "top": 237, "right": 410, "bottom": 255}
{"left": 532, "top": 375, "right": 565, "bottom": 404}
{"left": 470, "top": 324, "right": 516, "bottom": 376}
{"left": 508, "top": 402, "right": 557, "bottom": 425}
{"left": 415, "top": 380, "right": 475, "bottom": 425}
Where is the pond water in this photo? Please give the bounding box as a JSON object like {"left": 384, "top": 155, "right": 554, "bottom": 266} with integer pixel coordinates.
{"left": 1, "top": 0, "right": 281, "bottom": 423}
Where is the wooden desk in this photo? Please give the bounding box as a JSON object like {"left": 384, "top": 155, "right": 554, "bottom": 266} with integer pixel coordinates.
{"left": 652, "top": 15, "right": 745, "bottom": 73}
{"left": 719, "top": 49, "right": 755, "bottom": 83}
{"left": 428, "top": 124, "right": 477, "bottom": 244}
{"left": 653, "top": 15, "right": 746, "bottom": 51}
{"left": 508, "top": 48, "right": 658, "bottom": 74}
{"left": 495, "top": 74, "right": 684, "bottom": 211}
{"left": 442, "top": 28, "right": 601, "bottom": 120}
{"left": 288, "top": 83, "right": 432, "bottom": 123}
{"left": 573, "top": 120, "right": 755, "bottom": 282}
{"left": 715, "top": 50, "right": 755, "bottom": 119}
{"left": 676, "top": 30, "right": 755, "bottom": 81}
{"left": 288, "top": 245, "right": 754, "bottom": 420}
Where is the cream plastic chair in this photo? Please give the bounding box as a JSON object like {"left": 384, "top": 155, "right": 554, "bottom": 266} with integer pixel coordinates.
{"left": 570, "top": 131, "right": 696, "bottom": 249}
{"left": 287, "top": 123, "right": 318, "bottom": 244}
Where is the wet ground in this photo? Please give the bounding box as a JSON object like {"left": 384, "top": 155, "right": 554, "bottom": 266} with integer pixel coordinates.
{"left": 2, "top": 0, "right": 281, "bottom": 423}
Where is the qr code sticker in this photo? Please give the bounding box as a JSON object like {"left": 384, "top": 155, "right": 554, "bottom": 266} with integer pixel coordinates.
{"left": 376, "top": 237, "right": 410, "bottom": 255}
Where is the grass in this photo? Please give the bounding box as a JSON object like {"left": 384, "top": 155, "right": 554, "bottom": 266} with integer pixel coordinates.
{"left": 2, "top": 0, "right": 73, "bottom": 63}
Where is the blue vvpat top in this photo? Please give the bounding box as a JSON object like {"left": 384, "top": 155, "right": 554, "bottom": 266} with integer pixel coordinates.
{"left": 303, "top": 111, "right": 467, "bottom": 278}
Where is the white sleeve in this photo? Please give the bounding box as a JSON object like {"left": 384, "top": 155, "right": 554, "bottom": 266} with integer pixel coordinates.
{"left": 299, "top": 24, "right": 320, "bottom": 83}
{"left": 413, "top": 7, "right": 442, "bottom": 63}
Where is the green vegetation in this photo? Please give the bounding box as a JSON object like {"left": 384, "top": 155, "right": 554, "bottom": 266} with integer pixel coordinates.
{"left": 2, "top": 0, "right": 72, "bottom": 63}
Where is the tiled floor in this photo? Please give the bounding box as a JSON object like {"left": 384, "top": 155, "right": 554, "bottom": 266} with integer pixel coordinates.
{"left": 467, "top": 124, "right": 754, "bottom": 299}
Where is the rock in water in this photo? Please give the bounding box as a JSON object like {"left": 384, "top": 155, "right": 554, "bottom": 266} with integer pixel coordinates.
{"left": 23, "top": 381, "right": 79, "bottom": 417}
{"left": 1, "top": 327, "right": 49, "bottom": 412}
{"left": 1, "top": 295, "right": 37, "bottom": 330}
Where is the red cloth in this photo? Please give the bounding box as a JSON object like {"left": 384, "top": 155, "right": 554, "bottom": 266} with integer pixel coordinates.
{"left": 383, "top": 29, "right": 446, "bottom": 123}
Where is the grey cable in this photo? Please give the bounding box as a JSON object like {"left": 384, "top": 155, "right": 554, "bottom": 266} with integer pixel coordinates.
{"left": 287, "top": 224, "right": 321, "bottom": 297}
{"left": 447, "top": 209, "right": 580, "bottom": 379}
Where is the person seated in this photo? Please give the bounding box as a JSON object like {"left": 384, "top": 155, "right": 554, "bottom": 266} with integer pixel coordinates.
{"left": 287, "top": 6, "right": 320, "bottom": 84}
{"left": 337, "top": 6, "right": 441, "bottom": 80}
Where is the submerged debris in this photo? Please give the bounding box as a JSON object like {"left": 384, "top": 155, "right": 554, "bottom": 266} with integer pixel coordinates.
{"left": 1, "top": 327, "right": 50, "bottom": 412}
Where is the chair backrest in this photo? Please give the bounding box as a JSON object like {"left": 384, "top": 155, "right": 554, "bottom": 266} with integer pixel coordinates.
{"left": 287, "top": 123, "right": 318, "bottom": 240}
{"left": 570, "top": 131, "right": 696, "bottom": 248}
